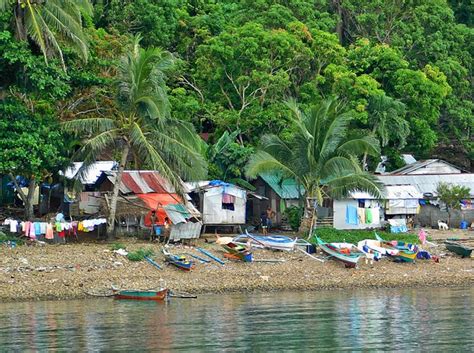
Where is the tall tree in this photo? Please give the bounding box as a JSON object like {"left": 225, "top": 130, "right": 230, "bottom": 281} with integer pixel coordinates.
{"left": 246, "top": 96, "right": 382, "bottom": 230}
{"left": 63, "top": 36, "right": 207, "bottom": 235}
{"left": 0, "top": 98, "right": 67, "bottom": 220}
{"left": 0, "top": 0, "right": 92, "bottom": 69}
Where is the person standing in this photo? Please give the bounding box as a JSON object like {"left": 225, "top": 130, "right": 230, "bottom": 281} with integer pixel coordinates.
{"left": 266, "top": 206, "right": 275, "bottom": 231}
{"left": 260, "top": 212, "right": 268, "bottom": 235}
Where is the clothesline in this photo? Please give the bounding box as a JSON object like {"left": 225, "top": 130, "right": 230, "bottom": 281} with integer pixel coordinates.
{"left": 3, "top": 218, "right": 107, "bottom": 240}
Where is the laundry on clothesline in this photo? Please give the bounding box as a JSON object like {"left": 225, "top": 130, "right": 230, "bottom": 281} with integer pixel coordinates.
{"left": 2, "top": 217, "right": 107, "bottom": 239}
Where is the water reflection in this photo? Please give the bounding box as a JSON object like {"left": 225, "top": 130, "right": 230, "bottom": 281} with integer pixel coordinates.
{"left": 0, "top": 287, "right": 472, "bottom": 351}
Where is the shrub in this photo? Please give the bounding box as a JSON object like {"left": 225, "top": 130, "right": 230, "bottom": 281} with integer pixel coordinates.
{"left": 285, "top": 206, "right": 304, "bottom": 230}
{"left": 111, "top": 242, "right": 126, "bottom": 251}
{"left": 126, "top": 248, "right": 154, "bottom": 261}
{"left": 0, "top": 231, "right": 25, "bottom": 245}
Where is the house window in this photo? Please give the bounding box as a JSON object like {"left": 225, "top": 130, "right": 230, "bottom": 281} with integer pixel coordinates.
{"left": 222, "top": 193, "right": 235, "bottom": 211}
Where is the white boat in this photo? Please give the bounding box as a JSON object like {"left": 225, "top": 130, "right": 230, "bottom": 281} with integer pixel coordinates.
{"left": 357, "top": 239, "right": 399, "bottom": 258}
{"left": 233, "top": 231, "right": 297, "bottom": 251}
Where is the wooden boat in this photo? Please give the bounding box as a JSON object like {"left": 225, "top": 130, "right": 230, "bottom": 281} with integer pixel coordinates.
{"left": 162, "top": 248, "right": 194, "bottom": 271}
{"left": 113, "top": 288, "right": 168, "bottom": 301}
{"left": 233, "top": 231, "right": 297, "bottom": 251}
{"left": 374, "top": 232, "right": 418, "bottom": 252}
{"left": 222, "top": 241, "right": 253, "bottom": 262}
{"left": 374, "top": 232, "right": 418, "bottom": 263}
{"left": 444, "top": 240, "right": 473, "bottom": 258}
{"left": 315, "top": 236, "right": 363, "bottom": 268}
{"left": 358, "top": 239, "right": 398, "bottom": 257}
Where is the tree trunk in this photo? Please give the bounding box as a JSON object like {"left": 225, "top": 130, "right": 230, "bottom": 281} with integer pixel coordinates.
{"left": 107, "top": 144, "right": 130, "bottom": 237}
{"left": 299, "top": 198, "right": 317, "bottom": 235}
{"left": 25, "top": 179, "right": 36, "bottom": 220}
{"left": 332, "top": 0, "right": 344, "bottom": 44}
{"left": 13, "top": 3, "right": 27, "bottom": 41}
{"left": 9, "top": 174, "right": 36, "bottom": 220}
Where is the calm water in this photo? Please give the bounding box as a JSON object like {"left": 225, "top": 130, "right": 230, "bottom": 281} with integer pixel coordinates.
{"left": 0, "top": 287, "right": 473, "bottom": 351}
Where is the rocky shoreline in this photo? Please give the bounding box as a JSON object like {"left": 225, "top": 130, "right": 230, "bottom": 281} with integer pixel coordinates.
{"left": 0, "top": 238, "right": 473, "bottom": 302}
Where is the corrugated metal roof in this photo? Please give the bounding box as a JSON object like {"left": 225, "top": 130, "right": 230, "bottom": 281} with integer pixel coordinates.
{"left": 106, "top": 171, "right": 176, "bottom": 194}
{"left": 164, "top": 204, "right": 190, "bottom": 224}
{"left": 349, "top": 185, "right": 421, "bottom": 200}
{"left": 389, "top": 159, "right": 466, "bottom": 175}
{"left": 260, "top": 173, "right": 304, "bottom": 199}
{"left": 385, "top": 185, "right": 422, "bottom": 199}
{"left": 377, "top": 174, "right": 474, "bottom": 197}
{"left": 64, "top": 161, "right": 117, "bottom": 185}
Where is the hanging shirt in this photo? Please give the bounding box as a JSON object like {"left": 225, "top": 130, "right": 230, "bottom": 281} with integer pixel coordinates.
{"left": 55, "top": 222, "right": 63, "bottom": 232}
{"left": 45, "top": 224, "right": 54, "bottom": 240}
{"left": 29, "top": 223, "right": 36, "bottom": 239}
{"left": 357, "top": 208, "right": 366, "bottom": 224}
{"left": 371, "top": 208, "right": 380, "bottom": 224}
{"left": 365, "top": 209, "right": 372, "bottom": 224}
{"left": 345, "top": 206, "right": 358, "bottom": 225}
{"left": 9, "top": 220, "right": 19, "bottom": 233}
{"left": 34, "top": 222, "right": 41, "bottom": 236}
{"left": 24, "top": 221, "right": 31, "bottom": 236}
{"left": 40, "top": 222, "right": 47, "bottom": 234}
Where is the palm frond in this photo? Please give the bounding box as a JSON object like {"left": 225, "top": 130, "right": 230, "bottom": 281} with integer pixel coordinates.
{"left": 150, "top": 129, "right": 208, "bottom": 181}
{"left": 337, "top": 135, "right": 380, "bottom": 157}
{"left": 62, "top": 118, "right": 116, "bottom": 136}
{"left": 321, "top": 156, "right": 358, "bottom": 179}
{"left": 326, "top": 172, "right": 385, "bottom": 200}
{"left": 128, "top": 122, "right": 191, "bottom": 195}
{"left": 76, "top": 129, "right": 119, "bottom": 159}
{"left": 318, "top": 111, "right": 352, "bottom": 161}
{"left": 117, "top": 40, "right": 174, "bottom": 119}
{"left": 42, "top": 2, "right": 89, "bottom": 61}
{"left": 24, "top": 2, "right": 48, "bottom": 63}
{"left": 245, "top": 151, "right": 298, "bottom": 181}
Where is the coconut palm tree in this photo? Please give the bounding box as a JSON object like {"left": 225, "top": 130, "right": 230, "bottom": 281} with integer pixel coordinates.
{"left": 246, "top": 96, "right": 383, "bottom": 231}
{"left": 63, "top": 36, "right": 207, "bottom": 235}
{"left": 362, "top": 94, "right": 408, "bottom": 169}
{"left": 0, "top": 0, "right": 92, "bottom": 70}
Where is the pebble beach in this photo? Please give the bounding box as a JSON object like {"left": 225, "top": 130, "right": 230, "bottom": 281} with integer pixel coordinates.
{"left": 1, "top": 231, "right": 473, "bottom": 302}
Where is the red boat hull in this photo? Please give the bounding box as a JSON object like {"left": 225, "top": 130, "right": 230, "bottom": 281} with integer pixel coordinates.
{"left": 114, "top": 288, "right": 168, "bottom": 301}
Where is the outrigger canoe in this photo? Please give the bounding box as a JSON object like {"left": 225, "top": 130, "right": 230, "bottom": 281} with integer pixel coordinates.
{"left": 374, "top": 232, "right": 418, "bottom": 252}
{"left": 233, "top": 231, "right": 297, "bottom": 251}
{"left": 315, "top": 236, "right": 363, "bottom": 268}
{"left": 112, "top": 287, "right": 168, "bottom": 301}
{"left": 162, "top": 248, "right": 194, "bottom": 271}
{"left": 374, "top": 232, "right": 418, "bottom": 263}
{"left": 358, "top": 239, "right": 398, "bottom": 257}
{"left": 222, "top": 242, "right": 253, "bottom": 262}
{"left": 444, "top": 240, "right": 473, "bottom": 258}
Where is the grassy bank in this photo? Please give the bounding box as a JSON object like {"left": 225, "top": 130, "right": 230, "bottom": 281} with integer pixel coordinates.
{"left": 312, "top": 227, "right": 419, "bottom": 244}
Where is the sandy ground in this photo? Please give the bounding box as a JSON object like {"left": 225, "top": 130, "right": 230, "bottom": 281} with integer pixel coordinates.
{"left": 0, "top": 231, "right": 473, "bottom": 302}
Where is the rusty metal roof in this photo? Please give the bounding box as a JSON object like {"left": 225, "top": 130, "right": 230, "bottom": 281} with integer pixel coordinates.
{"left": 105, "top": 170, "right": 176, "bottom": 194}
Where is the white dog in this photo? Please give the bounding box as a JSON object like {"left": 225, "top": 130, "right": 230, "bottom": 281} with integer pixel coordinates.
{"left": 437, "top": 220, "right": 449, "bottom": 230}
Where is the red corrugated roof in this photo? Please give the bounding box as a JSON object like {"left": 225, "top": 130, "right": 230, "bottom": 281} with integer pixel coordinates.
{"left": 108, "top": 171, "right": 176, "bottom": 194}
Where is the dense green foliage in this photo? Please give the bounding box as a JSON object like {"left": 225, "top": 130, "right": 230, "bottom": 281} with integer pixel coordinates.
{"left": 312, "top": 227, "right": 419, "bottom": 244}
{"left": 0, "top": 99, "right": 67, "bottom": 179}
{"left": 285, "top": 206, "right": 304, "bottom": 231}
{"left": 0, "top": 0, "right": 472, "bottom": 208}
{"left": 246, "top": 97, "right": 383, "bottom": 206}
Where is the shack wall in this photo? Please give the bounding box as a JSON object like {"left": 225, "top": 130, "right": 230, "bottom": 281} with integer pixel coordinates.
{"left": 202, "top": 187, "right": 246, "bottom": 225}
{"left": 415, "top": 205, "right": 474, "bottom": 228}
